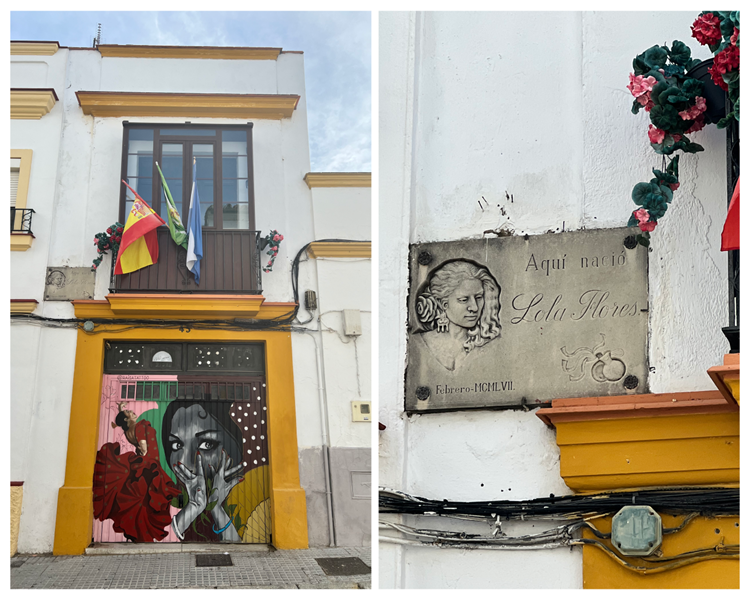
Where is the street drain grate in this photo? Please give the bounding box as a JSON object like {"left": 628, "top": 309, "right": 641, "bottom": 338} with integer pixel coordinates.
{"left": 315, "top": 557, "right": 371, "bottom": 576}
{"left": 195, "top": 554, "right": 233, "bottom": 567}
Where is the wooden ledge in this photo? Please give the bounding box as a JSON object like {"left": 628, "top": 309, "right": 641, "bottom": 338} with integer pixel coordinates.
{"left": 10, "top": 233, "right": 34, "bottom": 251}
{"left": 73, "top": 296, "right": 296, "bottom": 321}
{"left": 11, "top": 299, "right": 38, "bottom": 314}
{"left": 98, "top": 45, "right": 282, "bottom": 60}
{"left": 11, "top": 41, "right": 59, "bottom": 55}
{"left": 10, "top": 89, "right": 58, "bottom": 119}
{"left": 536, "top": 390, "right": 736, "bottom": 427}
{"left": 307, "top": 241, "right": 371, "bottom": 258}
{"left": 708, "top": 353, "right": 739, "bottom": 405}
{"left": 304, "top": 172, "right": 371, "bottom": 188}
{"left": 76, "top": 91, "right": 300, "bottom": 119}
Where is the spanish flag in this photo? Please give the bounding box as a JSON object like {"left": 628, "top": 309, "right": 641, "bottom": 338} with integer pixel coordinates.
{"left": 721, "top": 178, "right": 739, "bottom": 252}
{"left": 114, "top": 181, "right": 166, "bottom": 275}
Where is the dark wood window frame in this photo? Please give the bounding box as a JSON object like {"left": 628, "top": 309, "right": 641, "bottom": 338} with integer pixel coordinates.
{"left": 119, "top": 122, "right": 257, "bottom": 231}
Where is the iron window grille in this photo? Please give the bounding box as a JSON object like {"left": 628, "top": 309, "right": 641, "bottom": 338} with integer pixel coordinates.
{"left": 10, "top": 207, "right": 34, "bottom": 235}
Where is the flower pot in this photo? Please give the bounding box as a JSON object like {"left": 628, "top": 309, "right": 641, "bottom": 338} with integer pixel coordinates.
{"left": 686, "top": 58, "right": 726, "bottom": 123}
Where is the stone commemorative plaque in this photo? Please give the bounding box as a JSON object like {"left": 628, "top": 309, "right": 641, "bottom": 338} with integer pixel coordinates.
{"left": 44, "top": 266, "right": 96, "bottom": 301}
{"left": 406, "top": 228, "right": 649, "bottom": 413}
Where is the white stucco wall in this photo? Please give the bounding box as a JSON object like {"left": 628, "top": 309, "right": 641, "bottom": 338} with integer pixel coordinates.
{"left": 11, "top": 45, "right": 365, "bottom": 553}
{"left": 379, "top": 11, "right": 729, "bottom": 588}
{"left": 294, "top": 186, "right": 372, "bottom": 450}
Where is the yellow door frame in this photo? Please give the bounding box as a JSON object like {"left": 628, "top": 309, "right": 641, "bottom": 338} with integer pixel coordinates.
{"left": 53, "top": 298, "right": 308, "bottom": 555}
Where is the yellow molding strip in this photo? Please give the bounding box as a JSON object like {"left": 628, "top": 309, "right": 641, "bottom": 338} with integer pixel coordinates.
{"left": 307, "top": 241, "right": 371, "bottom": 258}
{"left": 11, "top": 300, "right": 38, "bottom": 314}
{"left": 10, "top": 89, "right": 58, "bottom": 119}
{"left": 105, "top": 294, "right": 265, "bottom": 318}
{"left": 76, "top": 91, "right": 299, "bottom": 119}
{"left": 98, "top": 45, "right": 281, "bottom": 60}
{"left": 11, "top": 234, "right": 34, "bottom": 252}
{"left": 10, "top": 149, "right": 33, "bottom": 210}
{"left": 72, "top": 297, "right": 297, "bottom": 322}
{"left": 11, "top": 41, "right": 60, "bottom": 55}
{"left": 304, "top": 172, "right": 372, "bottom": 188}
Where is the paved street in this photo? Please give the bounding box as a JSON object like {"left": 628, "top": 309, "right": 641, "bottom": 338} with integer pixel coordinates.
{"left": 11, "top": 546, "right": 371, "bottom": 589}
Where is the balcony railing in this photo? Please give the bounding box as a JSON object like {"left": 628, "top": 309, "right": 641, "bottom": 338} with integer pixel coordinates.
{"left": 11, "top": 207, "right": 34, "bottom": 234}
{"left": 110, "top": 228, "right": 263, "bottom": 295}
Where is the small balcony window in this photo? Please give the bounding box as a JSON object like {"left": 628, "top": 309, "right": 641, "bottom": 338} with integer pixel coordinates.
{"left": 120, "top": 123, "right": 256, "bottom": 231}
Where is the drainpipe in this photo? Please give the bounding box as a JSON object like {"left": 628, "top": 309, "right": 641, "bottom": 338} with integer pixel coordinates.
{"left": 302, "top": 329, "right": 337, "bottom": 547}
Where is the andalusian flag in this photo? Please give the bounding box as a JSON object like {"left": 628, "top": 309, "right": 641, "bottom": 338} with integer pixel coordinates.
{"left": 155, "top": 161, "right": 188, "bottom": 250}
{"left": 114, "top": 181, "right": 166, "bottom": 275}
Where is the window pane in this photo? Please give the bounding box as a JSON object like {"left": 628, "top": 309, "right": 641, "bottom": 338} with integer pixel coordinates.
{"left": 194, "top": 144, "right": 213, "bottom": 179}
{"left": 221, "top": 130, "right": 246, "bottom": 142}
{"left": 222, "top": 154, "right": 248, "bottom": 178}
{"left": 129, "top": 129, "right": 154, "bottom": 141}
{"left": 222, "top": 178, "right": 249, "bottom": 229}
{"left": 159, "top": 129, "right": 215, "bottom": 136}
{"left": 223, "top": 202, "right": 249, "bottom": 229}
{"left": 127, "top": 153, "right": 153, "bottom": 177}
{"left": 161, "top": 144, "right": 183, "bottom": 177}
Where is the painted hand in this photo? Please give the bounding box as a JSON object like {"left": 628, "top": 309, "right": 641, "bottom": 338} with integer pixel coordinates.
{"left": 172, "top": 453, "right": 208, "bottom": 537}
{"left": 207, "top": 451, "right": 244, "bottom": 541}
{"left": 208, "top": 451, "right": 244, "bottom": 509}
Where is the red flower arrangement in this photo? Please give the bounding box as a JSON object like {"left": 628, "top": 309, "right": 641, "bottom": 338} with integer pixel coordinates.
{"left": 92, "top": 222, "right": 124, "bottom": 270}
{"left": 709, "top": 43, "right": 740, "bottom": 91}
{"left": 259, "top": 229, "right": 284, "bottom": 273}
{"left": 690, "top": 12, "right": 722, "bottom": 46}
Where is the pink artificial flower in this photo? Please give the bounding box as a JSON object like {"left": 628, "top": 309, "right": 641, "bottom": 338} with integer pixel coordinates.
{"left": 679, "top": 97, "right": 707, "bottom": 120}
{"left": 633, "top": 208, "right": 651, "bottom": 225}
{"left": 272, "top": 246, "right": 278, "bottom": 251}
{"left": 279, "top": 234, "right": 284, "bottom": 241}
{"left": 668, "top": 182, "right": 680, "bottom": 191}
{"left": 672, "top": 134, "right": 682, "bottom": 143}
{"left": 731, "top": 27, "right": 739, "bottom": 46}
{"left": 628, "top": 74, "right": 657, "bottom": 98}
{"left": 273, "top": 234, "right": 281, "bottom": 242}
{"left": 648, "top": 125, "right": 666, "bottom": 145}
{"left": 94, "top": 238, "right": 99, "bottom": 244}
{"left": 639, "top": 220, "right": 657, "bottom": 232}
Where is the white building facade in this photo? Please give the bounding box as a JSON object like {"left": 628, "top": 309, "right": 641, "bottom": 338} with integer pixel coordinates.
{"left": 11, "top": 40, "right": 371, "bottom": 555}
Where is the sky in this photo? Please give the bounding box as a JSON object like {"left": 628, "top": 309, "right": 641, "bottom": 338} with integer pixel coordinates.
{"left": 10, "top": 11, "right": 371, "bottom": 173}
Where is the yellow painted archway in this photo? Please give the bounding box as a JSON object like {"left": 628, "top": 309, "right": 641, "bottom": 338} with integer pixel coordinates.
{"left": 53, "top": 296, "right": 308, "bottom": 555}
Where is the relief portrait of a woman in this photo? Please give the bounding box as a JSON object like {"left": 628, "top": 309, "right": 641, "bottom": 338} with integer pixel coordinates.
{"left": 414, "top": 260, "right": 502, "bottom": 371}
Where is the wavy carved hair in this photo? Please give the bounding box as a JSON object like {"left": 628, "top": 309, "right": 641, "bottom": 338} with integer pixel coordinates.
{"left": 417, "top": 260, "right": 501, "bottom": 352}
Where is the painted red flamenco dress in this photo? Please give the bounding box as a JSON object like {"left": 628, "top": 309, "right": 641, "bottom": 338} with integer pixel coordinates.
{"left": 93, "top": 420, "right": 181, "bottom": 542}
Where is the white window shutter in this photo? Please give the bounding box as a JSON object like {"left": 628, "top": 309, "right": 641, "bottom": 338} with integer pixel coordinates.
{"left": 11, "top": 167, "right": 20, "bottom": 207}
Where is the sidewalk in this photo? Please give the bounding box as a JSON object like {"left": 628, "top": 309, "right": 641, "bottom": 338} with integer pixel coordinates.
{"left": 11, "top": 545, "right": 371, "bottom": 589}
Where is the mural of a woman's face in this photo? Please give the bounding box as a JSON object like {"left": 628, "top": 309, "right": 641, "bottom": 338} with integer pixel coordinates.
{"left": 167, "top": 404, "right": 239, "bottom": 475}
{"left": 441, "top": 278, "right": 484, "bottom": 329}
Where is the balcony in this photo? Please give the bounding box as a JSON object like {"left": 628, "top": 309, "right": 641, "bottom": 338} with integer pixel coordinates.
{"left": 110, "top": 228, "right": 262, "bottom": 294}
{"left": 11, "top": 207, "right": 35, "bottom": 251}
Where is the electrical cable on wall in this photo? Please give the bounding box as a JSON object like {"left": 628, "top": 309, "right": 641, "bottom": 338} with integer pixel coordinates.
{"left": 379, "top": 488, "right": 739, "bottom": 572}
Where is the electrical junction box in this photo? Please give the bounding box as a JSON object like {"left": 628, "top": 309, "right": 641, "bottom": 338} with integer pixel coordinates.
{"left": 611, "top": 505, "right": 662, "bottom": 556}
{"left": 351, "top": 401, "right": 371, "bottom": 422}
{"left": 343, "top": 309, "right": 362, "bottom": 336}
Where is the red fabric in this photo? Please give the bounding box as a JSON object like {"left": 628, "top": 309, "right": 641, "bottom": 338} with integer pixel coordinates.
{"left": 93, "top": 420, "right": 181, "bottom": 542}
{"left": 721, "top": 178, "right": 740, "bottom": 251}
